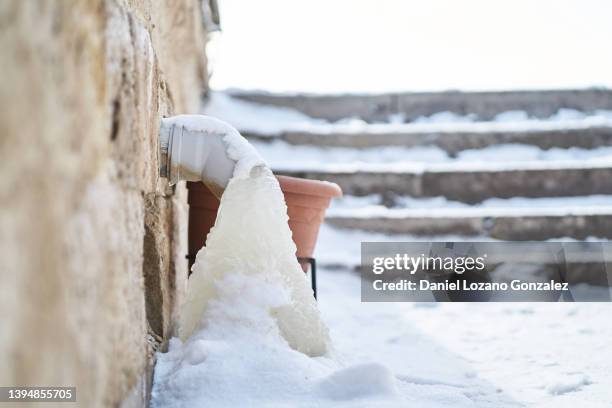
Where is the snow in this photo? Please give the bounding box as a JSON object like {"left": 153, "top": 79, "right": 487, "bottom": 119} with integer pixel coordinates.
{"left": 156, "top": 266, "right": 565, "bottom": 407}
{"left": 177, "top": 167, "right": 328, "bottom": 356}
{"left": 264, "top": 154, "right": 612, "bottom": 175}
{"left": 153, "top": 118, "right": 333, "bottom": 405}
{"left": 252, "top": 141, "right": 446, "bottom": 172}
{"left": 204, "top": 92, "right": 612, "bottom": 134}
{"left": 316, "top": 363, "right": 398, "bottom": 401}
{"left": 329, "top": 206, "right": 612, "bottom": 219}
{"left": 331, "top": 194, "right": 612, "bottom": 213}
{"left": 327, "top": 199, "right": 612, "bottom": 219}
{"left": 153, "top": 273, "right": 333, "bottom": 408}
{"left": 315, "top": 268, "right": 612, "bottom": 407}
{"left": 547, "top": 375, "right": 592, "bottom": 396}
{"left": 458, "top": 144, "right": 612, "bottom": 163}
{"left": 251, "top": 139, "right": 612, "bottom": 173}
{"left": 490, "top": 111, "right": 530, "bottom": 123}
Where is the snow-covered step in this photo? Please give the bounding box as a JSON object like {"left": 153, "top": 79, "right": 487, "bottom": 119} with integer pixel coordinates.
{"left": 253, "top": 141, "right": 612, "bottom": 169}
{"left": 325, "top": 207, "right": 612, "bottom": 240}
{"left": 246, "top": 123, "right": 612, "bottom": 153}
{"left": 329, "top": 194, "right": 612, "bottom": 212}
{"left": 231, "top": 89, "right": 612, "bottom": 122}
{"left": 279, "top": 161, "right": 612, "bottom": 203}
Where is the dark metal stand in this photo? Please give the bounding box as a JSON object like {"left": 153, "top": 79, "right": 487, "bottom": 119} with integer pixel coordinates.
{"left": 298, "top": 257, "right": 317, "bottom": 299}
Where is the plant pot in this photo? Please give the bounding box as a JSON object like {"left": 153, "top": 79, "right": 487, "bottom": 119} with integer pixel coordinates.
{"left": 186, "top": 176, "right": 342, "bottom": 270}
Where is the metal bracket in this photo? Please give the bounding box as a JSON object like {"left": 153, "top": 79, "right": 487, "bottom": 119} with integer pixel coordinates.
{"left": 298, "top": 257, "right": 317, "bottom": 300}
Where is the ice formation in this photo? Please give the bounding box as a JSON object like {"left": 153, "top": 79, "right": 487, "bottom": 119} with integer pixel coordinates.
{"left": 176, "top": 115, "right": 329, "bottom": 357}
{"left": 152, "top": 117, "right": 408, "bottom": 407}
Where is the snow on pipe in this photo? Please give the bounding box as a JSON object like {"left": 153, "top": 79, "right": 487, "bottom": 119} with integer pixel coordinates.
{"left": 158, "top": 116, "right": 238, "bottom": 198}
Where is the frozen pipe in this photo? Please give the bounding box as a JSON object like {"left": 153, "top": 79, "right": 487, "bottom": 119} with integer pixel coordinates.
{"left": 158, "top": 116, "right": 238, "bottom": 197}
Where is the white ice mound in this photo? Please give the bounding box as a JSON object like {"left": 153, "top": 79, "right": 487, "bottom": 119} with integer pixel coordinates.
{"left": 179, "top": 135, "right": 329, "bottom": 356}
{"left": 316, "top": 363, "right": 398, "bottom": 400}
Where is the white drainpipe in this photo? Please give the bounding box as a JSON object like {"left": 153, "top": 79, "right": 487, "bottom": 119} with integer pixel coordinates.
{"left": 158, "top": 115, "right": 239, "bottom": 197}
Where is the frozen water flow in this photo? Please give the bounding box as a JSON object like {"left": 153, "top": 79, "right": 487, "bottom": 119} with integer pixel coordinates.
{"left": 179, "top": 165, "right": 329, "bottom": 356}
{"left": 164, "top": 115, "right": 330, "bottom": 356}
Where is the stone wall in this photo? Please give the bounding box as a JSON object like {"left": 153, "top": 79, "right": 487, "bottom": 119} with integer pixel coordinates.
{"left": 0, "top": 0, "right": 208, "bottom": 406}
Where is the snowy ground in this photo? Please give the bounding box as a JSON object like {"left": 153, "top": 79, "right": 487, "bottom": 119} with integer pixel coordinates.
{"left": 317, "top": 267, "right": 612, "bottom": 408}
{"left": 153, "top": 263, "right": 612, "bottom": 407}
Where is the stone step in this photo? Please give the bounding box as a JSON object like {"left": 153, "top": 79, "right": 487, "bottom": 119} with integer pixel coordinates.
{"left": 231, "top": 89, "right": 612, "bottom": 122}
{"left": 245, "top": 124, "right": 612, "bottom": 154}
{"left": 277, "top": 162, "right": 612, "bottom": 203}
{"left": 325, "top": 207, "right": 612, "bottom": 240}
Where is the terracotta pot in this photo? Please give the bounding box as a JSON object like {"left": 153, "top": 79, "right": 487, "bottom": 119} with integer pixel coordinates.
{"left": 186, "top": 176, "right": 342, "bottom": 270}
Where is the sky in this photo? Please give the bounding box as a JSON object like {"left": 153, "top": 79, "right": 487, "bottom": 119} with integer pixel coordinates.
{"left": 208, "top": 0, "right": 612, "bottom": 93}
